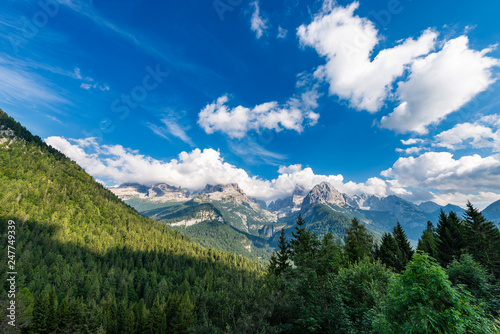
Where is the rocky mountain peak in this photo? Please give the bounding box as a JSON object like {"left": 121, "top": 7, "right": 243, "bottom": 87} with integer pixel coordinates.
{"left": 268, "top": 185, "right": 309, "bottom": 215}
{"left": 110, "top": 182, "right": 189, "bottom": 202}
{"left": 198, "top": 183, "right": 259, "bottom": 209}
{"left": 301, "top": 181, "right": 347, "bottom": 210}
{"left": 200, "top": 183, "right": 244, "bottom": 195}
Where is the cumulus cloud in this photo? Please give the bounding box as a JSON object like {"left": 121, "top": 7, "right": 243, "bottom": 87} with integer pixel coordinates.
{"left": 395, "top": 146, "right": 426, "bottom": 155}
{"left": 298, "top": 1, "right": 499, "bottom": 133}
{"left": 45, "top": 136, "right": 401, "bottom": 202}
{"left": 381, "top": 151, "right": 500, "bottom": 193}
{"left": 434, "top": 114, "right": 500, "bottom": 151}
{"left": 297, "top": 2, "right": 437, "bottom": 112}
{"left": 430, "top": 191, "right": 500, "bottom": 210}
{"left": 401, "top": 138, "right": 424, "bottom": 145}
{"left": 381, "top": 36, "right": 499, "bottom": 133}
{"left": 198, "top": 92, "right": 320, "bottom": 139}
{"left": 250, "top": 1, "right": 267, "bottom": 39}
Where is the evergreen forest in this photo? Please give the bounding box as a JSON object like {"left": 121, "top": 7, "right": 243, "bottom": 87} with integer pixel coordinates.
{"left": 1, "top": 109, "right": 499, "bottom": 333}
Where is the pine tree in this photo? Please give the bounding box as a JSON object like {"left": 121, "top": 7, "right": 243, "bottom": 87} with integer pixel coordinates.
{"left": 344, "top": 217, "right": 374, "bottom": 263}
{"left": 417, "top": 221, "right": 437, "bottom": 258}
{"left": 462, "top": 201, "right": 500, "bottom": 278}
{"left": 376, "top": 233, "right": 401, "bottom": 271}
{"left": 116, "top": 298, "right": 128, "bottom": 334}
{"left": 135, "top": 299, "right": 148, "bottom": 334}
{"left": 436, "top": 210, "right": 464, "bottom": 266}
{"left": 32, "top": 291, "right": 49, "bottom": 334}
{"left": 123, "top": 309, "right": 136, "bottom": 334}
{"left": 392, "top": 222, "right": 414, "bottom": 268}
{"left": 290, "top": 213, "right": 319, "bottom": 266}
{"left": 47, "top": 286, "right": 58, "bottom": 332}
{"left": 147, "top": 295, "right": 165, "bottom": 333}
{"left": 165, "top": 293, "right": 182, "bottom": 333}
{"left": 57, "top": 293, "right": 72, "bottom": 333}
{"left": 269, "top": 228, "right": 291, "bottom": 275}
{"left": 179, "top": 292, "right": 195, "bottom": 334}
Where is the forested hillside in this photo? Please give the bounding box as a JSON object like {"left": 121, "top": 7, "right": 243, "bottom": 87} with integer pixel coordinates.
{"left": 1, "top": 109, "right": 499, "bottom": 333}
{"left": 0, "top": 110, "right": 272, "bottom": 333}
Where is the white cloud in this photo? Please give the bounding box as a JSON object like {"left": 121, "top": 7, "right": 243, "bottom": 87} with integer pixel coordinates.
{"left": 434, "top": 115, "right": 500, "bottom": 151}
{"left": 227, "top": 138, "right": 287, "bottom": 166}
{"left": 73, "top": 67, "right": 82, "bottom": 80}
{"left": 74, "top": 67, "right": 110, "bottom": 91}
{"left": 45, "top": 136, "right": 402, "bottom": 202}
{"left": 277, "top": 26, "right": 287, "bottom": 39}
{"left": 0, "top": 61, "right": 67, "bottom": 106}
{"left": 297, "top": 2, "right": 437, "bottom": 112}
{"left": 381, "top": 151, "right": 500, "bottom": 193}
{"left": 380, "top": 36, "right": 499, "bottom": 133}
{"left": 401, "top": 138, "right": 424, "bottom": 145}
{"left": 250, "top": 1, "right": 267, "bottom": 39}
{"left": 430, "top": 191, "right": 500, "bottom": 210}
{"left": 45, "top": 136, "right": 500, "bottom": 208}
{"left": 198, "top": 93, "right": 320, "bottom": 139}
{"left": 146, "top": 115, "right": 194, "bottom": 146}
{"left": 395, "top": 146, "right": 425, "bottom": 155}
{"left": 80, "top": 82, "right": 110, "bottom": 91}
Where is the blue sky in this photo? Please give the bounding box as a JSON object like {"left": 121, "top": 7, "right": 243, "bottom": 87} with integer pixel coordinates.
{"left": 1, "top": 0, "right": 500, "bottom": 208}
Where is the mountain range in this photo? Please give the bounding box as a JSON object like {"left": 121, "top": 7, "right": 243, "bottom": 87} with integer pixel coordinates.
{"left": 110, "top": 179, "right": 500, "bottom": 260}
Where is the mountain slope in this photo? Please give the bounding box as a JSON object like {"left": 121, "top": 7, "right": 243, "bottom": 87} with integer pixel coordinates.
{"left": 418, "top": 201, "right": 442, "bottom": 213}
{"left": 0, "top": 110, "right": 271, "bottom": 333}
{"left": 482, "top": 199, "right": 500, "bottom": 223}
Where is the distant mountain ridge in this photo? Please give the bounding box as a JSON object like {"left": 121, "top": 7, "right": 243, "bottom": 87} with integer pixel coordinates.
{"left": 482, "top": 199, "right": 500, "bottom": 224}
{"left": 111, "top": 180, "right": 480, "bottom": 254}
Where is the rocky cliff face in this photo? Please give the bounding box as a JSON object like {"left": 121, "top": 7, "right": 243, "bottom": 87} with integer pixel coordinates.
{"left": 268, "top": 185, "right": 307, "bottom": 216}
{"left": 110, "top": 183, "right": 189, "bottom": 202}
{"left": 301, "top": 181, "right": 348, "bottom": 210}
{"left": 348, "top": 193, "right": 381, "bottom": 210}
{"left": 197, "top": 183, "right": 261, "bottom": 210}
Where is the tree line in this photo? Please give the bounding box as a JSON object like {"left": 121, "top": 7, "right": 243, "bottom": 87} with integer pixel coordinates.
{"left": 267, "top": 207, "right": 500, "bottom": 333}
{"left": 1, "top": 109, "right": 499, "bottom": 333}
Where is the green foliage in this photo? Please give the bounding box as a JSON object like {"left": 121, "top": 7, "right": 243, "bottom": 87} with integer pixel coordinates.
{"left": 290, "top": 213, "right": 320, "bottom": 266}
{"left": 336, "top": 259, "right": 393, "bottom": 333}
{"left": 462, "top": 201, "right": 500, "bottom": 278}
{"left": 344, "top": 217, "right": 374, "bottom": 263}
{"left": 374, "top": 252, "right": 495, "bottom": 333}
{"left": 269, "top": 229, "right": 291, "bottom": 276}
{"left": 170, "top": 220, "right": 274, "bottom": 264}
{"left": 288, "top": 233, "right": 350, "bottom": 333}
{"left": 436, "top": 210, "right": 465, "bottom": 267}
{"left": 0, "top": 109, "right": 269, "bottom": 333}
{"left": 299, "top": 204, "right": 353, "bottom": 240}
{"left": 376, "top": 232, "right": 401, "bottom": 271}
{"left": 417, "top": 221, "right": 437, "bottom": 258}
{"left": 2, "top": 110, "right": 499, "bottom": 333}
{"left": 447, "top": 254, "right": 500, "bottom": 316}
{"left": 392, "top": 222, "right": 414, "bottom": 267}
{"left": 375, "top": 222, "right": 414, "bottom": 273}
